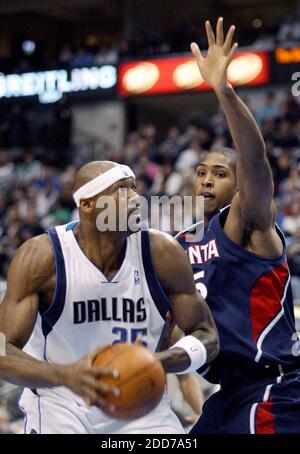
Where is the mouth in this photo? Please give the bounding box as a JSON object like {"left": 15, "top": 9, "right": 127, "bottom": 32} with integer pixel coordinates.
{"left": 200, "top": 192, "right": 215, "bottom": 199}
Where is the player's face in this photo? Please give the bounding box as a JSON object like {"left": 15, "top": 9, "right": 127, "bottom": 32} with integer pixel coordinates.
{"left": 93, "top": 177, "right": 141, "bottom": 235}
{"left": 116, "top": 178, "right": 141, "bottom": 231}
{"left": 194, "top": 153, "right": 236, "bottom": 220}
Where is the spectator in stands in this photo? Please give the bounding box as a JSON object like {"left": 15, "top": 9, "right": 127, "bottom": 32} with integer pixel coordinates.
{"left": 280, "top": 167, "right": 300, "bottom": 207}
{"left": 277, "top": 16, "right": 300, "bottom": 44}
{"left": 94, "top": 44, "right": 118, "bottom": 65}
{"left": 282, "top": 201, "right": 300, "bottom": 237}
{"left": 70, "top": 45, "right": 94, "bottom": 68}
{"left": 175, "top": 126, "right": 209, "bottom": 173}
{"left": 0, "top": 151, "right": 15, "bottom": 195}
{"left": 274, "top": 120, "right": 300, "bottom": 149}
{"left": 152, "top": 159, "right": 183, "bottom": 197}
{"left": 256, "top": 92, "right": 279, "bottom": 124}
{"left": 274, "top": 151, "right": 291, "bottom": 191}
{"left": 58, "top": 45, "right": 73, "bottom": 68}
{"left": 16, "top": 150, "right": 42, "bottom": 185}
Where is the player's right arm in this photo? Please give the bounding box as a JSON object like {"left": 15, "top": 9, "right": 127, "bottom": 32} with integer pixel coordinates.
{"left": 0, "top": 235, "right": 118, "bottom": 408}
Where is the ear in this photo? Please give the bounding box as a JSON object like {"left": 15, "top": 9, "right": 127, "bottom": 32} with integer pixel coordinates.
{"left": 79, "top": 198, "right": 93, "bottom": 213}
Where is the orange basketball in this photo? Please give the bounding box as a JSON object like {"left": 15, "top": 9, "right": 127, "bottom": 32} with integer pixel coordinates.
{"left": 92, "top": 343, "right": 166, "bottom": 420}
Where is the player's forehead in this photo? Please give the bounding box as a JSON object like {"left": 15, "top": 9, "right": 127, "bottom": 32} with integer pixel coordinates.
{"left": 74, "top": 161, "right": 118, "bottom": 191}
{"left": 197, "top": 152, "right": 232, "bottom": 169}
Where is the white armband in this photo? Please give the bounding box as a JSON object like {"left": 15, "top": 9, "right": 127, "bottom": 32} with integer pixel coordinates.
{"left": 170, "top": 335, "right": 207, "bottom": 374}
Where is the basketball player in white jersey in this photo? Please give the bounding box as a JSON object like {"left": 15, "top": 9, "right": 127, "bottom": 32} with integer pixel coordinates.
{"left": 0, "top": 161, "right": 219, "bottom": 434}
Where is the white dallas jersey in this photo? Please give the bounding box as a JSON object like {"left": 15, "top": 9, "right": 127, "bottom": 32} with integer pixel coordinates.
{"left": 24, "top": 221, "right": 171, "bottom": 363}
{"left": 20, "top": 222, "right": 185, "bottom": 434}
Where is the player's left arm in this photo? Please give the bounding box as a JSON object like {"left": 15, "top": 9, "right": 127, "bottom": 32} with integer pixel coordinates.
{"left": 150, "top": 230, "right": 219, "bottom": 374}
{"left": 192, "top": 18, "right": 281, "bottom": 251}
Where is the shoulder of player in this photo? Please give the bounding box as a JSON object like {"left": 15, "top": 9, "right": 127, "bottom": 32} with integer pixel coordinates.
{"left": 148, "top": 229, "right": 194, "bottom": 293}
{"left": 148, "top": 228, "right": 188, "bottom": 262}
{"left": 8, "top": 234, "right": 55, "bottom": 286}
{"left": 17, "top": 233, "right": 53, "bottom": 261}
{"left": 175, "top": 219, "right": 205, "bottom": 242}
{"left": 227, "top": 193, "right": 278, "bottom": 231}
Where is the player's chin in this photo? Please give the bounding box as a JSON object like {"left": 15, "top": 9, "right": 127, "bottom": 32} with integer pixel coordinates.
{"left": 204, "top": 200, "right": 223, "bottom": 219}
{"left": 204, "top": 197, "right": 219, "bottom": 211}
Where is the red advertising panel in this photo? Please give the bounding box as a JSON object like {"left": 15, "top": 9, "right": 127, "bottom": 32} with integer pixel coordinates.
{"left": 118, "top": 51, "right": 269, "bottom": 97}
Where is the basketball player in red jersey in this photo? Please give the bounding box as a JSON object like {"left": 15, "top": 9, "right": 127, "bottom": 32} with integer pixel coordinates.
{"left": 0, "top": 160, "right": 219, "bottom": 433}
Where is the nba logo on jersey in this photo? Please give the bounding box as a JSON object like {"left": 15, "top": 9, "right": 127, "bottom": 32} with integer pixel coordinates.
{"left": 134, "top": 270, "right": 140, "bottom": 284}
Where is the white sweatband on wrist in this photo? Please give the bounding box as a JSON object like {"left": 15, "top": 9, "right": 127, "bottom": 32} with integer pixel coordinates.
{"left": 170, "top": 335, "right": 207, "bottom": 374}
{"left": 73, "top": 165, "right": 135, "bottom": 207}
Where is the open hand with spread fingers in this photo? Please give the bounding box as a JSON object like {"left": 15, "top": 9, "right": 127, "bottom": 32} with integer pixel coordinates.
{"left": 191, "top": 17, "right": 238, "bottom": 92}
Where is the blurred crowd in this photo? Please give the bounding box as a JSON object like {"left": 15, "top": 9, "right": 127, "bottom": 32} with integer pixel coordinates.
{"left": 0, "top": 100, "right": 72, "bottom": 168}
{"left": 0, "top": 91, "right": 299, "bottom": 286}
{"left": 2, "top": 14, "right": 300, "bottom": 75}
{"left": 0, "top": 89, "right": 300, "bottom": 432}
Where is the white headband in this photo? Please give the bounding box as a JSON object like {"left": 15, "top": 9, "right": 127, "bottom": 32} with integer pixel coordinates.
{"left": 73, "top": 165, "right": 135, "bottom": 208}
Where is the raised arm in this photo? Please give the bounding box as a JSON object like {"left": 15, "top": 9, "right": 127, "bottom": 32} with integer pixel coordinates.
{"left": 150, "top": 230, "right": 219, "bottom": 373}
{"left": 192, "top": 18, "right": 281, "bottom": 253}
{"left": 0, "top": 235, "right": 117, "bottom": 408}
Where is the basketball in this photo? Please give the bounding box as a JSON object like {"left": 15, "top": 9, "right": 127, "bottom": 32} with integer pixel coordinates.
{"left": 92, "top": 343, "right": 166, "bottom": 420}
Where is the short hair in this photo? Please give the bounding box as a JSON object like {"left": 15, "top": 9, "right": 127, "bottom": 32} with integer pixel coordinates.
{"left": 208, "top": 145, "right": 238, "bottom": 175}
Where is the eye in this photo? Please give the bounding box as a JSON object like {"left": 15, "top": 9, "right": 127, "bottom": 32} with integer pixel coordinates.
{"left": 197, "top": 169, "right": 205, "bottom": 177}
{"left": 216, "top": 171, "right": 226, "bottom": 178}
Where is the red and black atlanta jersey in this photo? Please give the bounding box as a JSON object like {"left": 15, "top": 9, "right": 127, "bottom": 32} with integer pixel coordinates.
{"left": 177, "top": 206, "right": 300, "bottom": 387}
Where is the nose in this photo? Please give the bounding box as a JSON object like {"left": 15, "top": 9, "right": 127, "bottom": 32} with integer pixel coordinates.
{"left": 128, "top": 192, "right": 141, "bottom": 209}
{"left": 202, "top": 173, "right": 214, "bottom": 188}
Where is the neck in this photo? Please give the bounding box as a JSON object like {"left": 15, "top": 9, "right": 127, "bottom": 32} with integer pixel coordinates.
{"left": 74, "top": 220, "right": 127, "bottom": 280}
{"left": 205, "top": 203, "right": 231, "bottom": 225}
{"left": 204, "top": 211, "right": 217, "bottom": 226}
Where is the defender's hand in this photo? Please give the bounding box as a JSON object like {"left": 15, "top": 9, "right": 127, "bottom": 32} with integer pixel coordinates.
{"left": 191, "top": 17, "right": 238, "bottom": 91}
